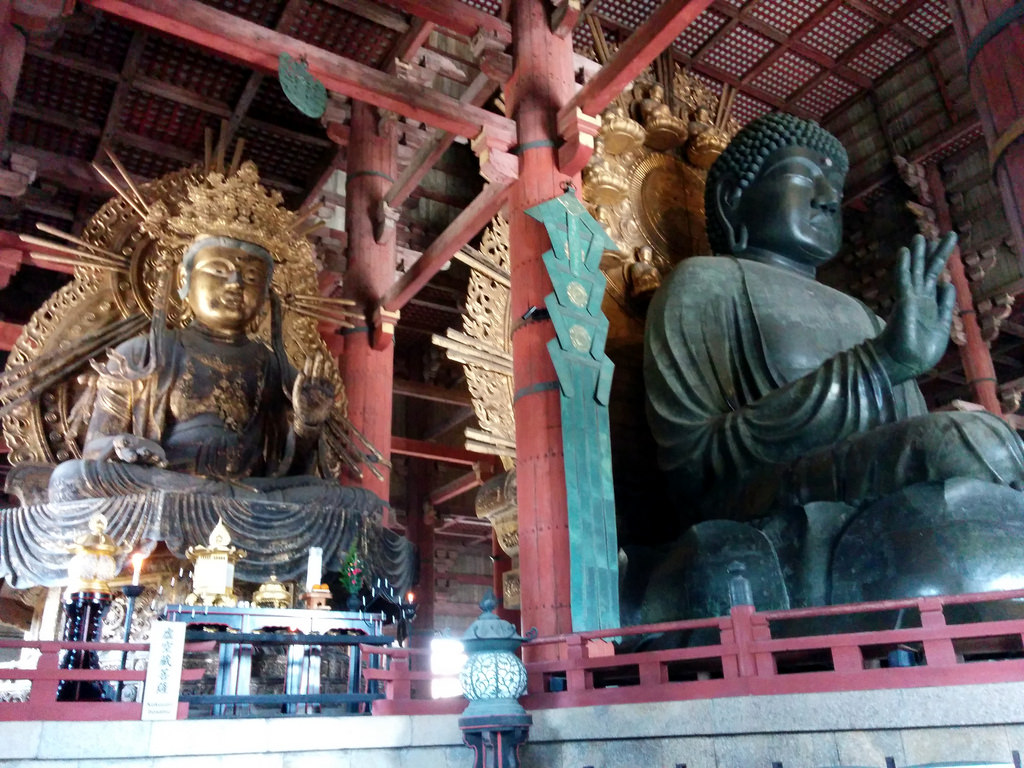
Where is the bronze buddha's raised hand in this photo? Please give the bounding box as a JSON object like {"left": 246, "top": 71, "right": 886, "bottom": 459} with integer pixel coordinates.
{"left": 873, "top": 232, "right": 958, "bottom": 385}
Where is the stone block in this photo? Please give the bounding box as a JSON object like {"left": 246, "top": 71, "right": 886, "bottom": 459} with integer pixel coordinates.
{"left": 900, "top": 725, "right": 1011, "bottom": 765}
{"left": 1003, "top": 723, "right": 1024, "bottom": 756}
{"left": 899, "top": 682, "right": 1024, "bottom": 728}
{"left": 712, "top": 732, "right": 841, "bottom": 768}
{"left": 147, "top": 718, "right": 270, "bottom": 757}
{"left": 342, "top": 747, "right": 404, "bottom": 768}
{"left": 283, "top": 750, "right": 351, "bottom": 768}
{"left": 408, "top": 714, "right": 462, "bottom": 746}
{"left": 0, "top": 721, "right": 42, "bottom": 759}
{"left": 659, "top": 735, "right": 718, "bottom": 768}
{"left": 150, "top": 756, "right": 282, "bottom": 768}
{"left": 531, "top": 699, "right": 713, "bottom": 741}
{"left": 834, "top": 728, "right": 905, "bottom": 767}
{"left": 38, "top": 720, "right": 151, "bottom": 759}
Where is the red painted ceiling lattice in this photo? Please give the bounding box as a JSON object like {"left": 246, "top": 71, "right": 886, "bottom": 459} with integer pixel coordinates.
{"left": 200, "top": 0, "right": 285, "bottom": 28}
{"left": 140, "top": 36, "right": 251, "bottom": 106}
{"left": 749, "top": 51, "right": 822, "bottom": 100}
{"left": 51, "top": 13, "right": 134, "bottom": 70}
{"left": 748, "top": 0, "right": 820, "bottom": 35}
{"left": 17, "top": 55, "right": 114, "bottom": 128}
{"left": 802, "top": 5, "right": 876, "bottom": 59}
{"left": 288, "top": 2, "right": 399, "bottom": 69}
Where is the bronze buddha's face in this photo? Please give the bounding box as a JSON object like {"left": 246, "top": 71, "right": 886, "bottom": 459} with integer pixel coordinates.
{"left": 186, "top": 245, "right": 269, "bottom": 336}
{"left": 734, "top": 145, "right": 845, "bottom": 270}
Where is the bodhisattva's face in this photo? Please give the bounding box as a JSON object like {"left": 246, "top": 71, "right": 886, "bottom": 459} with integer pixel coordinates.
{"left": 734, "top": 145, "right": 845, "bottom": 269}
{"left": 186, "top": 245, "right": 269, "bottom": 336}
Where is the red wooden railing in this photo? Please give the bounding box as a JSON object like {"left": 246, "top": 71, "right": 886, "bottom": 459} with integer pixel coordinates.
{"left": 0, "top": 638, "right": 211, "bottom": 721}
{"left": 5, "top": 588, "right": 1024, "bottom": 721}
{"left": 363, "top": 588, "right": 1024, "bottom": 716}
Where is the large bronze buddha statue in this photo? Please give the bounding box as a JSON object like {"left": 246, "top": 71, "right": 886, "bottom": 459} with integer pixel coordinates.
{"left": 641, "top": 114, "right": 1024, "bottom": 619}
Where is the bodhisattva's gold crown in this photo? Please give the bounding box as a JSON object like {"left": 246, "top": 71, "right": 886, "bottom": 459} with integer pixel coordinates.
{"left": 146, "top": 160, "right": 313, "bottom": 265}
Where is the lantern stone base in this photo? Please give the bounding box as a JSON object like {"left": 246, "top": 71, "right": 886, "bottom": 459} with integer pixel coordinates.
{"left": 459, "top": 713, "right": 532, "bottom": 768}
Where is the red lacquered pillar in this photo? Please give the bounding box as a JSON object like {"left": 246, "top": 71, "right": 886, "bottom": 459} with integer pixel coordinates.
{"left": 926, "top": 164, "right": 1003, "bottom": 414}
{"left": 339, "top": 101, "right": 397, "bottom": 502}
{"left": 945, "top": 1, "right": 1024, "bottom": 261}
{"left": 505, "top": 0, "right": 577, "bottom": 644}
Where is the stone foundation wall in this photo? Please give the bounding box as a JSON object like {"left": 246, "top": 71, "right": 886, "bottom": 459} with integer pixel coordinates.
{"left": 2, "top": 682, "right": 1023, "bottom": 767}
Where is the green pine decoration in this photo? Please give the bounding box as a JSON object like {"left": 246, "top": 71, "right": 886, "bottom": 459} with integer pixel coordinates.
{"left": 525, "top": 189, "right": 620, "bottom": 632}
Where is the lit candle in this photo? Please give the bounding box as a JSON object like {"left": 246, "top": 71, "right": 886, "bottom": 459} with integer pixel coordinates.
{"left": 131, "top": 552, "right": 145, "bottom": 586}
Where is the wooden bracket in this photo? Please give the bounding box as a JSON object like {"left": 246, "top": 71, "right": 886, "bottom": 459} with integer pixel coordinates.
{"left": 550, "top": 0, "right": 581, "bottom": 38}
{"left": 556, "top": 106, "right": 600, "bottom": 177}
{"left": 373, "top": 200, "right": 400, "bottom": 244}
{"left": 471, "top": 128, "right": 518, "bottom": 185}
{"left": 370, "top": 306, "right": 400, "bottom": 350}
{"left": 325, "top": 120, "right": 349, "bottom": 146}
{"left": 471, "top": 29, "right": 512, "bottom": 85}
{"left": 478, "top": 49, "right": 513, "bottom": 84}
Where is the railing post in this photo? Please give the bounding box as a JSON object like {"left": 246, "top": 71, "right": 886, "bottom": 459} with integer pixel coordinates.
{"left": 27, "top": 645, "right": 60, "bottom": 703}
{"left": 730, "top": 605, "right": 759, "bottom": 677}
{"left": 919, "top": 597, "right": 958, "bottom": 667}
{"left": 830, "top": 644, "right": 864, "bottom": 673}
{"left": 390, "top": 653, "right": 412, "bottom": 703}
{"left": 749, "top": 611, "right": 776, "bottom": 677}
{"left": 719, "top": 615, "right": 739, "bottom": 679}
{"left": 565, "top": 634, "right": 588, "bottom": 692}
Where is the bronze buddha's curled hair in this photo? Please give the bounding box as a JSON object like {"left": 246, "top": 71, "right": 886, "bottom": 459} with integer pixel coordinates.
{"left": 705, "top": 113, "right": 849, "bottom": 254}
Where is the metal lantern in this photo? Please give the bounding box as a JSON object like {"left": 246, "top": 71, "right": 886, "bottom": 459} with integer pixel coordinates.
{"left": 65, "top": 512, "right": 121, "bottom": 595}
{"left": 58, "top": 512, "right": 123, "bottom": 701}
{"left": 253, "top": 574, "right": 292, "bottom": 609}
{"left": 458, "top": 591, "right": 533, "bottom": 768}
{"left": 185, "top": 518, "right": 246, "bottom": 607}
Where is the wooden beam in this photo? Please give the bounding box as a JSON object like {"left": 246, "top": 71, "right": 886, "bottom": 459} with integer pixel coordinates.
{"left": 382, "top": 0, "right": 512, "bottom": 44}
{"left": 81, "top": 0, "right": 515, "bottom": 145}
{"left": 321, "top": 0, "right": 410, "bottom": 33}
{"left": 94, "top": 31, "right": 148, "bottom": 164}
{"left": 382, "top": 181, "right": 510, "bottom": 312}
{"left": 387, "top": 71, "right": 497, "bottom": 208}
{"left": 9, "top": 143, "right": 116, "bottom": 197}
{"left": 564, "top": 0, "right": 716, "bottom": 118}
{"left": 429, "top": 465, "right": 495, "bottom": 506}
{"left": 223, "top": 0, "right": 305, "bottom": 148}
{"left": 391, "top": 436, "right": 496, "bottom": 466}
{"left": 0, "top": 230, "right": 76, "bottom": 274}
{"left": 393, "top": 378, "right": 473, "bottom": 407}
{"left": 385, "top": 18, "right": 436, "bottom": 74}
{"left": 23, "top": 47, "right": 119, "bottom": 82}
{"left": 11, "top": 103, "right": 101, "bottom": 137}
{"left": 132, "top": 75, "right": 233, "bottom": 117}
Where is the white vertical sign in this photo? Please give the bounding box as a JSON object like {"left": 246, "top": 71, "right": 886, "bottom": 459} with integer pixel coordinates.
{"left": 141, "top": 621, "right": 186, "bottom": 720}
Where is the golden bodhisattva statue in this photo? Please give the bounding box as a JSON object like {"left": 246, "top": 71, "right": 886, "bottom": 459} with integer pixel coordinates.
{"left": 0, "top": 158, "right": 412, "bottom": 589}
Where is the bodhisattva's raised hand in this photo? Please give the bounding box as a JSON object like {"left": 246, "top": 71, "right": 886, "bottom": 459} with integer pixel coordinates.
{"left": 873, "top": 231, "right": 958, "bottom": 385}
{"left": 292, "top": 351, "right": 336, "bottom": 435}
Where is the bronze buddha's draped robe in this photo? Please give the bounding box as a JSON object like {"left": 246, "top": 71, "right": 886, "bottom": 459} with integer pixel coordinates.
{"left": 644, "top": 256, "right": 1024, "bottom": 520}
